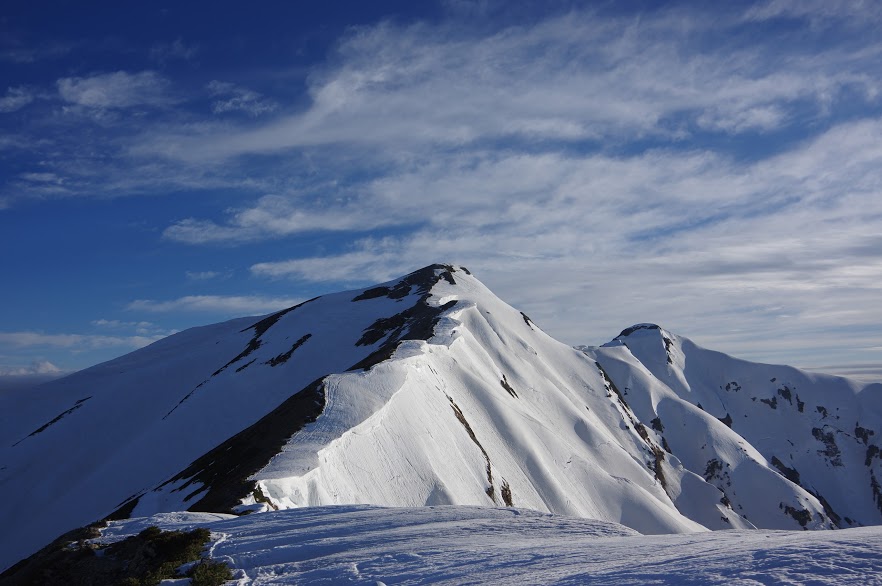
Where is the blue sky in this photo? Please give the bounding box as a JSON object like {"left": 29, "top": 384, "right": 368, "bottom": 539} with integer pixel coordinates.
{"left": 2, "top": 0, "right": 882, "bottom": 384}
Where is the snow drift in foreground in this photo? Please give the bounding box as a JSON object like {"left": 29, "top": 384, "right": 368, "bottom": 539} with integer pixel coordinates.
{"left": 99, "top": 505, "right": 882, "bottom": 585}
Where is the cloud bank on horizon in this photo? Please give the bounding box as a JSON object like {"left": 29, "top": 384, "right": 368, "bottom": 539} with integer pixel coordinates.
{"left": 1, "top": 0, "right": 881, "bottom": 381}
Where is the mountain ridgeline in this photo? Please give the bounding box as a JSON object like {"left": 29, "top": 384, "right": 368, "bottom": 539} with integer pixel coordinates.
{"left": 2, "top": 264, "right": 881, "bottom": 572}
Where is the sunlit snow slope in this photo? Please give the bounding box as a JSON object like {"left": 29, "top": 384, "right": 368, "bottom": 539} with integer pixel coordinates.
{"left": 591, "top": 324, "right": 882, "bottom": 531}
{"left": 2, "top": 264, "right": 881, "bottom": 573}
{"left": 94, "top": 505, "right": 882, "bottom": 585}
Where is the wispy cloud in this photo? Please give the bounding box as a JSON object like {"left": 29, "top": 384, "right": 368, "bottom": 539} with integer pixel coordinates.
{"left": 0, "top": 331, "right": 162, "bottom": 350}
{"left": 126, "top": 294, "right": 301, "bottom": 314}
{"left": 150, "top": 38, "right": 199, "bottom": 64}
{"left": 5, "top": 4, "right": 882, "bottom": 375}
{"left": 0, "top": 87, "right": 34, "bottom": 113}
{"left": 207, "top": 80, "right": 276, "bottom": 117}
{"left": 185, "top": 270, "right": 230, "bottom": 281}
{"left": 0, "top": 41, "right": 73, "bottom": 64}
{"left": 57, "top": 70, "right": 173, "bottom": 110}
{"left": 90, "top": 319, "right": 174, "bottom": 337}
{"left": 129, "top": 8, "right": 882, "bottom": 165}
{"left": 744, "top": 0, "right": 882, "bottom": 25}
{"left": 241, "top": 114, "right": 882, "bottom": 368}
{"left": 0, "top": 360, "right": 61, "bottom": 377}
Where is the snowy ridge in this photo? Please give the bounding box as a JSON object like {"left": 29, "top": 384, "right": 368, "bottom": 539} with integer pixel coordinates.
{"left": 593, "top": 324, "right": 882, "bottom": 530}
{"left": 2, "top": 264, "right": 882, "bottom": 574}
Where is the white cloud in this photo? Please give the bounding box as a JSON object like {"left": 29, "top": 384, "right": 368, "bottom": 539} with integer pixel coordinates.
{"left": 185, "top": 270, "right": 229, "bottom": 281}
{"left": 130, "top": 9, "right": 882, "bottom": 165}
{"left": 57, "top": 71, "right": 172, "bottom": 109}
{"left": 243, "top": 115, "right": 882, "bottom": 369}
{"left": 207, "top": 80, "right": 277, "bottom": 117}
{"left": 744, "top": 0, "right": 882, "bottom": 24}
{"left": 0, "top": 87, "right": 34, "bottom": 113}
{"left": 164, "top": 194, "right": 391, "bottom": 243}
{"left": 127, "top": 294, "right": 301, "bottom": 314}
{"left": 6, "top": 5, "right": 882, "bottom": 375}
{"left": 0, "top": 360, "right": 61, "bottom": 377}
{"left": 150, "top": 38, "right": 198, "bottom": 63}
{"left": 89, "top": 319, "right": 172, "bottom": 337}
{"left": 0, "top": 331, "right": 162, "bottom": 350}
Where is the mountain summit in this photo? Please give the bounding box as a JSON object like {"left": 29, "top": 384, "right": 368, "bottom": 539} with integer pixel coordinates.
{"left": 2, "top": 264, "right": 881, "bottom": 571}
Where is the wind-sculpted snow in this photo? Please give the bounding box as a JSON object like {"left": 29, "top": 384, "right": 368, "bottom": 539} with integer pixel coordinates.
{"left": 2, "top": 263, "right": 881, "bottom": 574}
{"left": 91, "top": 506, "right": 882, "bottom": 585}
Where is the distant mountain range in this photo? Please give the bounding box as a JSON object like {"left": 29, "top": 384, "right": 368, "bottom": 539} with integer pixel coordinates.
{"left": 2, "top": 264, "right": 881, "bottom": 572}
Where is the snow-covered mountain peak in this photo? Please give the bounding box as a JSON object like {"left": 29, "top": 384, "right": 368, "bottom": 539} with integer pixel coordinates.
{"left": 2, "top": 263, "right": 882, "bottom": 574}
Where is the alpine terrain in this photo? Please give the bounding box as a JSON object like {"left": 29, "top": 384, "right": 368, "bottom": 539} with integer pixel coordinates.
{"left": 2, "top": 264, "right": 881, "bottom": 581}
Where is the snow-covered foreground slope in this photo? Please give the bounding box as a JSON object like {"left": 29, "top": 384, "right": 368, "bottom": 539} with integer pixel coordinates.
{"left": 96, "top": 505, "right": 882, "bottom": 585}
{"left": 2, "top": 264, "right": 881, "bottom": 573}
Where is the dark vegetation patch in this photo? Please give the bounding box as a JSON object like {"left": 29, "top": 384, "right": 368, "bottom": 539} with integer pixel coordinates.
{"left": 867, "top": 444, "right": 881, "bottom": 467}
{"left": 595, "top": 362, "right": 626, "bottom": 405}
{"left": 211, "top": 339, "right": 260, "bottom": 377}
{"left": 348, "top": 265, "right": 461, "bottom": 372}
{"left": 634, "top": 422, "right": 651, "bottom": 443}
{"left": 215, "top": 297, "right": 318, "bottom": 377}
{"left": 777, "top": 385, "right": 793, "bottom": 405}
{"left": 0, "top": 524, "right": 231, "bottom": 586}
{"left": 234, "top": 359, "right": 256, "bottom": 373}
{"left": 187, "top": 559, "right": 234, "bottom": 586}
{"left": 703, "top": 458, "right": 734, "bottom": 491}
{"left": 595, "top": 361, "right": 668, "bottom": 491}
{"left": 771, "top": 456, "right": 801, "bottom": 485}
{"left": 448, "top": 395, "right": 496, "bottom": 503}
{"left": 500, "top": 374, "right": 518, "bottom": 398}
{"left": 351, "top": 280, "right": 413, "bottom": 301}
{"left": 661, "top": 336, "right": 673, "bottom": 364}
{"left": 13, "top": 397, "right": 92, "bottom": 446}
{"left": 704, "top": 458, "right": 723, "bottom": 481}
{"left": 812, "top": 427, "right": 843, "bottom": 466}
{"left": 501, "top": 479, "right": 514, "bottom": 507}
{"left": 808, "top": 489, "right": 842, "bottom": 527}
{"left": 356, "top": 314, "right": 410, "bottom": 347}
{"left": 856, "top": 425, "right": 875, "bottom": 445}
{"left": 650, "top": 417, "right": 664, "bottom": 433}
{"left": 618, "top": 324, "right": 660, "bottom": 337}
{"left": 164, "top": 297, "right": 320, "bottom": 419}
{"left": 760, "top": 396, "right": 777, "bottom": 409}
{"left": 718, "top": 413, "right": 733, "bottom": 428}
{"left": 780, "top": 503, "right": 812, "bottom": 528}
{"left": 872, "top": 471, "right": 882, "bottom": 516}
{"left": 649, "top": 444, "right": 667, "bottom": 491}
{"left": 265, "top": 334, "right": 312, "bottom": 367}
{"left": 105, "top": 495, "right": 142, "bottom": 523}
